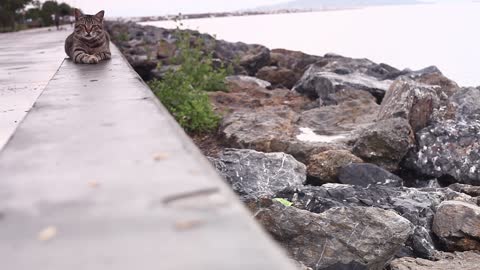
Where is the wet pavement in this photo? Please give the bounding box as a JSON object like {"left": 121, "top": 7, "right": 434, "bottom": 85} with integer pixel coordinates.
{"left": 0, "top": 27, "right": 69, "bottom": 149}
{"left": 0, "top": 32, "right": 296, "bottom": 269}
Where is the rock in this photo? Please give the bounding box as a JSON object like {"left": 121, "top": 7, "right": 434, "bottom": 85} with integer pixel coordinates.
{"left": 406, "top": 87, "right": 480, "bottom": 185}
{"left": 390, "top": 251, "right": 480, "bottom": 270}
{"left": 225, "top": 75, "right": 272, "bottom": 89}
{"left": 253, "top": 201, "right": 413, "bottom": 270}
{"left": 125, "top": 54, "right": 157, "bottom": 81}
{"left": 210, "top": 149, "right": 306, "bottom": 201}
{"left": 407, "top": 120, "right": 480, "bottom": 185}
{"left": 353, "top": 118, "right": 414, "bottom": 171}
{"left": 378, "top": 78, "right": 440, "bottom": 132}
{"left": 338, "top": 163, "right": 403, "bottom": 188}
{"left": 156, "top": 39, "right": 176, "bottom": 59}
{"left": 433, "top": 201, "right": 480, "bottom": 251}
{"left": 211, "top": 79, "right": 311, "bottom": 115}
{"left": 449, "top": 183, "right": 480, "bottom": 197}
{"left": 297, "top": 89, "right": 379, "bottom": 140}
{"left": 292, "top": 65, "right": 337, "bottom": 103}
{"left": 239, "top": 45, "right": 270, "bottom": 76}
{"left": 218, "top": 86, "right": 381, "bottom": 163}
{"left": 256, "top": 66, "right": 298, "bottom": 89}
{"left": 448, "top": 87, "right": 480, "bottom": 121}
{"left": 306, "top": 150, "right": 363, "bottom": 185}
{"left": 220, "top": 106, "right": 300, "bottom": 153}
{"left": 413, "top": 71, "right": 459, "bottom": 101}
{"left": 293, "top": 56, "right": 396, "bottom": 103}
{"left": 277, "top": 184, "right": 476, "bottom": 259}
{"left": 269, "top": 48, "right": 323, "bottom": 77}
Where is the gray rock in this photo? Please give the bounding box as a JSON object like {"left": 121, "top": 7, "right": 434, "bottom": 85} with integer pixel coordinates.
{"left": 239, "top": 45, "right": 271, "bottom": 76}
{"left": 277, "top": 184, "right": 476, "bottom": 259}
{"left": 256, "top": 66, "right": 298, "bottom": 89}
{"left": 254, "top": 201, "right": 413, "bottom": 270}
{"left": 293, "top": 56, "right": 395, "bottom": 103}
{"left": 338, "top": 163, "right": 403, "bottom": 187}
{"left": 448, "top": 183, "right": 480, "bottom": 197}
{"left": 210, "top": 149, "right": 306, "bottom": 201}
{"left": 218, "top": 89, "right": 381, "bottom": 168}
{"left": 220, "top": 106, "right": 300, "bottom": 153}
{"left": 306, "top": 150, "right": 363, "bottom": 185}
{"left": 353, "top": 118, "right": 414, "bottom": 171}
{"left": 408, "top": 120, "right": 480, "bottom": 185}
{"left": 390, "top": 251, "right": 480, "bottom": 270}
{"left": 225, "top": 75, "right": 272, "bottom": 89}
{"left": 378, "top": 78, "right": 440, "bottom": 132}
{"left": 297, "top": 89, "right": 379, "bottom": 141}
{"left": 269, "top": 48, "right": 323, "bottom": 78}
{"left": 433, "top": 201, "right": 480, "bottom": 251}
{"left": 449, "top": 87, "right": 480, "bottom": 121}
{"left": 406, "top": 86, "right": 480, "bottom": 185}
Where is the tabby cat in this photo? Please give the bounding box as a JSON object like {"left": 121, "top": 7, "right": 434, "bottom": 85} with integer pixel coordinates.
{"left": 65, "top": 9, "right": 111, "bottom": 64}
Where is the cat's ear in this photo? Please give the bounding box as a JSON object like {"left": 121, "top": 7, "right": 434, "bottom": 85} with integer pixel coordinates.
{"left": 95, "top": 10, "right": 105, "bottom": 21}
{"left": 74, "top": 9, "right": 83, "bottom": 20}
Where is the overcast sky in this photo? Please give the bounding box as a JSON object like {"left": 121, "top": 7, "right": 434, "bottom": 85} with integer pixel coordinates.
{"left": 60, "top": 0, "right": 290, "bottom": 17}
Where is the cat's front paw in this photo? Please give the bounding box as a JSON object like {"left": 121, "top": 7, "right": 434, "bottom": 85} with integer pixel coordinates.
{"left": 84, "top": 55, "right": 99, "bottom": 64}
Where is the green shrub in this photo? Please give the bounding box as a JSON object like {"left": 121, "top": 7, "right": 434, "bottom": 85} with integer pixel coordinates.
{"left": 149, "top": 28, "right": 230, "bottom": 133}
{"left": 149, "top": 72, "right": 220, "bottom": 133}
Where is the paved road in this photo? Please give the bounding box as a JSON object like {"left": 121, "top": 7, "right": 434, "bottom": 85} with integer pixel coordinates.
{"left": 0, "top": 27, "right": 69, "bottom": 149}
{"left": 0, "top": 36, "right": 296, "bottom": 269}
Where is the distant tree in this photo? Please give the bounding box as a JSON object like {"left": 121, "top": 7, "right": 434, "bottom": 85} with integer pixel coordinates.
{"left": 58, "top": 2, "right": 71, "bottom": 17}
{"left": 25, "top": 7, "right": 40, "bottom": 20}
{"left": 40, "top": 0, "right": 58, "bottom": 26}
{"left": 0, "top": 0, "right": 32, "bottom": 30}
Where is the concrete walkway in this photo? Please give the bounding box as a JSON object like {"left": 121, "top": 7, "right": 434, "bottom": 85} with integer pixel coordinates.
{"left": 0, "top": 31, "right": 296, "bottom": 269}
{"left": 0, "top": 27, "right": 69, "bottom": 149}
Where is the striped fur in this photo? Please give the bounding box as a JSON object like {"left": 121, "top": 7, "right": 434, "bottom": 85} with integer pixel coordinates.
{"left": 65, "top": 10, "right": 111, "bottom": 64}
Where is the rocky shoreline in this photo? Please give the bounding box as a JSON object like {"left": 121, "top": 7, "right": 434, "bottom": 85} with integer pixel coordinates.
{"left": 107, "top": 21, "right": 480, "bottom": 269}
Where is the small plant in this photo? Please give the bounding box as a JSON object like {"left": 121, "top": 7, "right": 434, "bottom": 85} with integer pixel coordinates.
{"left": 149, "top": 73, "right": 220, "bottom": 133}
{"left": 273, "top": 198, "right": 294, "bottom": 207}
{"left": 149, "top": 26, "right": 231, "bottom": 133}
{"left": 117, "top": 32, "right": 129, "bottom": 42}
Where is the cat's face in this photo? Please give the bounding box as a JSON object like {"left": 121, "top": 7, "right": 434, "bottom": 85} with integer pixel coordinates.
{"left": 74, "top": 9, "right": 105, "bottom": 41}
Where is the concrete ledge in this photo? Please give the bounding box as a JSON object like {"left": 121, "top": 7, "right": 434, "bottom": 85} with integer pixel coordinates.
{"left": 0, "top": 45, "right": 296, "bottom": 270}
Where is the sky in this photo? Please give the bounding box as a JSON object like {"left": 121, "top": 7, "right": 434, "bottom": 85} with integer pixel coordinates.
{"left": 54, "top": 0, "right": 465, "bottom": 17}
{"left": 60, "top": 0, "right": 291, "bottom": 17}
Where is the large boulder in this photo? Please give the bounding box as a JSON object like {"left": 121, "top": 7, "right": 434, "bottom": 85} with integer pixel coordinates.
{"left": 297, "top": 89, "right": 380, "bottom": 141}
{"left": 338, "top": 163, "right": 403, "bottom": 188}
{"left": 210, "top": 149, "right": 306, "bottom": 201}
{"left": 212, "top": 77, "right": 311, "bottom": 115}
{"left": 269, "top": 48, "right": 323, "bottom": 77}
{"left": 433, "top": 201, "right": 480, "bottom": 251}
{"left": 238, "top": 45, "right": 271, "bottom": 76}
{"left": 218, "top": 87, "right": 380, "bottom": 163}
{"left": 408, "top": 120, "right": 480, "bottom": 185}
{"left": 220, "top": 106, "right": 300, "bottom": 153}
{"left": 277, "top": 184, "right": 476, "bottom": 259}
{"left": 225, "top": 75, "right": 272, "bottom": 89}
{"left": 253, "top": 201, "right": 413, "bottom": 270}
{"left": 449, "top": 183, "right": 480, "bottom": 197}
{"left": 256, "top": 66, "right": 298, "bottom": 89}
{"left": 448, "top": 87, "right": 480, "bottom": 121}
{"left": 306, "top": 150, "right": 363, "bottom": 185}
{"left": 353, "top": 118, "right": 415, "bottom": 171}
{"left": 377, "top": 78, "right": 440, "bottom": 132}
{"left": 406, "top": 87, "right": 480, "bottom": 185}
{"left": 292, "top": 55, "right": 396, "bottom": 103}
{"left": 390, "top": 251, "right": 480, "bottom": 270}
